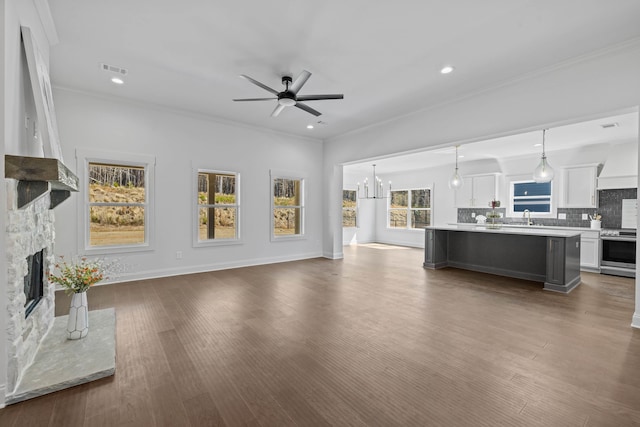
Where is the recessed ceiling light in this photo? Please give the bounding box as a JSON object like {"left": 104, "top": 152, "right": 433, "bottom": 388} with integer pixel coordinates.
{"left": 534, "top": 143, "right": 542, "bottom": 147}
{"left": 458, "top": 155, "right": 464, "bottom": 158}
{"left": 306, "top": 124, "right": 314, "bottom": 129}
{"left": 440, "top": 65, "right": 455, "bottom": 74}
{"left": 111, "top": 77, "right": 124, "bottom": 85}
{"left": 601, "top": 122, "right": 619, "bottom": 129}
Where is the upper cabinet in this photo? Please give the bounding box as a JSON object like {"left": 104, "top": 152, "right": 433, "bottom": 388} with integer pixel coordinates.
{"left": 455, "top": 174, "right": 499, "bottom": 208}
{"left": 559, "top": 164, "right": 600, "bottom": 208}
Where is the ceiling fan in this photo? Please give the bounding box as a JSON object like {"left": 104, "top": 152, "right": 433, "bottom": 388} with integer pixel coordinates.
{"left": 233, "top": 70, "right": 343, "bottom": 117}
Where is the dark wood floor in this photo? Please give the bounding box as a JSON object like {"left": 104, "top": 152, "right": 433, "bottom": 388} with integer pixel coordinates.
{"left": 2, "top": 244, "right": 640, "bottom": 426}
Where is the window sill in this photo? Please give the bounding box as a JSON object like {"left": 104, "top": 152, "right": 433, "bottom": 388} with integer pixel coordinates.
{"left": 81, "top": 242, "right": 154, "bottom": 256}
{"left": 271, "top": 234, "right": 306, "bottom": 242}
{"left": 193, "top": 239, "right": 243, "bottom": 248}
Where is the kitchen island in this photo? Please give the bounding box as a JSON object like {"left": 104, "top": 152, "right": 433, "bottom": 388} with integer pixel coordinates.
{"left": 424, "top": 225, "right": 582, "bottom": 293}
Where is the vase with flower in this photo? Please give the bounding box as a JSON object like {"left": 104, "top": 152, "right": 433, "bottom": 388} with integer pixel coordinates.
{"left": 48, "top": 256, "right": 109, "bottom": 340}
{"left": 487, "top": 199, "right": 502, "bottom": 229}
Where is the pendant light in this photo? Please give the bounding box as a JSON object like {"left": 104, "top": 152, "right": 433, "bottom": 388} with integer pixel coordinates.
{"left": 448, "top": 145, "right": 464, "bottom": 189}
{"left": 532, "top": 129, "right": 555, "bottom": 183}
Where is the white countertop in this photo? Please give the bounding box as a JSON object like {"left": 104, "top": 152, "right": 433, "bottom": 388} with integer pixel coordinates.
{"left": 428, "top": 224, "right": 582, "bottom": 238}
{"left": 449, "top": 223, "right": 601, "bottom": 234}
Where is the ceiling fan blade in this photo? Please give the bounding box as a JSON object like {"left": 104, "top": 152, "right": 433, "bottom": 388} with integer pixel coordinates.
{"left": 295, "top": 102, "right": 321, "bottom": 117}
{"left": 296, "top": 94, "right": 344, "bottom": 101}
{"left": 271, "top": 104, "right": 286, "bottom": 117}
{"left": 233, "top": 97, "right": 277, "bottom": 101}
{"left": 239, "top": 75, "right": 279, "bottom": 95}
{"left": 290, "top": 70, "right": 311, "bottom": 94}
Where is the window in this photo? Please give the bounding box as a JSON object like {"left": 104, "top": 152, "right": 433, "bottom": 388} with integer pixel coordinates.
{"left": 389, "top": 190, "right": 408, "bottom": 228}
{"left": 410, "top": 188, "right": 431, "bottom": 228}
{"left": 272, "top": 175, "right": 304, "bottom": 239}
{"left": 342, "top": 190, "right": 357, "bottom": 227}
{"left": 389, "top": 188, "right": 431, "bottom": 229}
{"left": 510, "top": 180, "right": 552, "bottom": 215}
{"left": 196, "top": 170, "right": 239, "bottom": 243}
{"left": 78, "top": 149, "right": 155, "bottom": 254}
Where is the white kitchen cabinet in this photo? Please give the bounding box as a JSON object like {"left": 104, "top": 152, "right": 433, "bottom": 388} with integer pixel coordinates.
{"left": 455, "top": 177, "right": 474, "bottom": 207}
{"left": 560, "top": 165, "right": 599, "bottom": 208}
{"left": 580, "top": 230, "right": 600, "bottom": 271}
{"left": 455, "top": 174, "right": 499, "bottom": 208}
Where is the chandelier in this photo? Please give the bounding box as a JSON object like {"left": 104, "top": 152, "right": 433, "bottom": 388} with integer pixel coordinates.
{"left": 357, "top": 164, "right": 391, "bottom": 199}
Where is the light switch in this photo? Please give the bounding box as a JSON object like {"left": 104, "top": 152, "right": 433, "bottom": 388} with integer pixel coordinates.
{"left": 471, "top": 212, "right": 476, "bottom": 218}
{"left": 558, "top": 213, "right": 566, "bottom": 220}
{"left": 582, "top": 213, "right": 588, "bottom": 220}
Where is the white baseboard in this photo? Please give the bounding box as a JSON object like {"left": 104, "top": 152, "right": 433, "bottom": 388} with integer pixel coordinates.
{"left": 323, "top": 251, "right": 344, "bottom": 260}
{"left": 374, "top": 238, "right": 424, "bottom": 249}
{"left": 631, "top": 312, "right": 640, "bottom": 329}
{"left": 91, "top": 251, "right": 324, "bottom": 286}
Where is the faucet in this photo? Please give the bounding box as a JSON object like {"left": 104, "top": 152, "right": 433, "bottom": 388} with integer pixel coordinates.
{"left": 523, "top": 209, "right": 533, "bottom": 226}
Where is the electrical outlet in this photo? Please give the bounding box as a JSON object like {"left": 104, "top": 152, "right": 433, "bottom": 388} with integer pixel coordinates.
{"left": 176, "top": 251, "right": 183, "bottom": 260}
{"left": 471, "top": 212, "right": 476, "bottom": 218}
{"left": 582, "top": 213, "right": 588, "bottom": 220}
{"left": 558, "top": 213, "right": 567, "bottom": 220}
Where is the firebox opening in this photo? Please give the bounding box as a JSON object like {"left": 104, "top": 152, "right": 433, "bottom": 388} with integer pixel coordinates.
{"left": 24, "top": 250, "right": 44, "bottom": 317}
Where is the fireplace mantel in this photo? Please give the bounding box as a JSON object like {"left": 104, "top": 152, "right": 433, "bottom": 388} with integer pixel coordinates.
{"left": 5, "top": 155, "right": 79, "bottom": 209}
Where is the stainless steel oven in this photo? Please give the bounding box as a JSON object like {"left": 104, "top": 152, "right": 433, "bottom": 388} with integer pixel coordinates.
{"left": 600, "top": 229, "right": 636, "bottom": 278}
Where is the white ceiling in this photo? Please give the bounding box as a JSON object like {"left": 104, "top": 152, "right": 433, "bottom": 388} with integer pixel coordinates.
{"left": 48, "top": 1, "right": 640, "bottom": 141}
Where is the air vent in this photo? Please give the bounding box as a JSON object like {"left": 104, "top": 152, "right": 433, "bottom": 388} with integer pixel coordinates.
{"left": 100, "top": 63, "right": 128, "bottom": 76}
{"left": 601, "top": 122, "right": 619, "bottom": 129}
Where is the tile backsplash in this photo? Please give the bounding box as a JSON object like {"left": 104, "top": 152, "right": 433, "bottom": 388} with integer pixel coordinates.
{"left": 457, "top": 188, "right": 637, "bottom": 229}
{"left": 458, "top": 207, "right": 597, "bottom": 227}
{"left": 598, "top": 188, "right": 637, "bottom": 229}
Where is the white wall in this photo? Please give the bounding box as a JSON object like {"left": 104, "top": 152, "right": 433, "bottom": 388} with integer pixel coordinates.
{"left": 1, "top": 0, "right": 7, "bottom": 408}
{"left": 53, "top": 89, "right": 324, "bottom": 282}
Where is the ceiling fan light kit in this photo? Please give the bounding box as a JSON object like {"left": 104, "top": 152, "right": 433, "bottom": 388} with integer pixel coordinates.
{"left": 233, "top": 70, "right": 343, "bottom": 117}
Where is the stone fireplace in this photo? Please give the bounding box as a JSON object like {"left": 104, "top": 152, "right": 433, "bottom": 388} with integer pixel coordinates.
{"left": 4, "top": 155, "right": 78, "bottom": 396}
{"left": 5, "top": 192, "right": 56, "bottom": 395}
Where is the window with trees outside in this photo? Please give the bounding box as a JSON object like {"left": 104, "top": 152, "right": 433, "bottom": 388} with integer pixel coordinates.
{"left": 272, "top": 176, "right": 304, "bottom": 238}
{"left": 388, "top": 188, "right": 431, "bottom": 229}
{"left": 197, "top": 170, "right": 239, "bottom": 242}
{"left": 78, "top": 149, "right": 155, "bottom": 254}
{"left": 342, "top": 190, "right": 357, "bottom": 227}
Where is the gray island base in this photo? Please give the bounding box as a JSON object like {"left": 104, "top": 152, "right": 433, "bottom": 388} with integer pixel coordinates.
{"left": 424, "top": 225, "right": 581, "bottom": 293}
